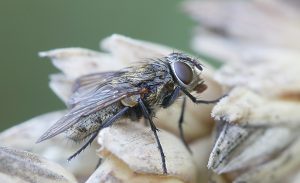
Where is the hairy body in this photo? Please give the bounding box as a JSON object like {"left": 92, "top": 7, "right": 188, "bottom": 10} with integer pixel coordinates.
{"left": 66, "top": 60, "right": 175, "bottom": 141}
{"left": 37, "top": 53, "right": 221, "bottom": 174}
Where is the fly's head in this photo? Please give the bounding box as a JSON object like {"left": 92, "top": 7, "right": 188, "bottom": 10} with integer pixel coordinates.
{"left": 167, "top": 53, "right": 206, "bottom": 93}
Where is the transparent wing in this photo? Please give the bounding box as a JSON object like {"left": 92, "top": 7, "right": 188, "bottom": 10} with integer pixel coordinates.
{"left": 37, "top": 72, "right": 140, "bottom": 143}
{"left": 69, "top": 71, "right": 125, "bottom": 106}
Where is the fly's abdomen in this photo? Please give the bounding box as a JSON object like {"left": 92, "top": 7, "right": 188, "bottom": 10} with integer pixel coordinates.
{"left": 65, "top": 103, "right": 123, "bottom": 141}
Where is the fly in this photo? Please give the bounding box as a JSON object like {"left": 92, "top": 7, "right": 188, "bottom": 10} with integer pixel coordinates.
{"left": 36, "top": 52, "right": 222, "bottom": 174}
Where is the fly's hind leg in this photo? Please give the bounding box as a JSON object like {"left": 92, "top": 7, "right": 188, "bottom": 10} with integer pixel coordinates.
{"left": 68, "top": 131, "right": 99, "bottom": 161}
{"left": 68, "top": 107, "right": 130, "bottom": 161}
{"left": 138, "top": 98, "right": 167, "bottom": 174}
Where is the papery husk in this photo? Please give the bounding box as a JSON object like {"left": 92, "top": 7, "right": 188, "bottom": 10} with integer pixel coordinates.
{"left": 288, "top": 169, "right": 300, "bottom": 183}
{"left": 86, "top": 154, "right": 185, "bottom": 183}
{"left": 209, "top": 123, "right": 297, "bottom": 174}
{"left": 183, "top": 0, "right": 300, "bottom": 63}
{"left": 189, "top": 136, "right": 212, "bottom": 183}
{"left": 87, "top": 121, "right": 197, "bottom": 183}
{"left": 234, "top": 135, "right": 300, "bottom": 183}
{"left": 212, "top": 87, "right": 300, "bottom": 127}
{"left": 207, "top": 122, "right": 254, "bottom": 172}
{"left": 214, "top": 50, "right": 300, "bottom": 98}
{"left": 0, "top": 146, "right": 77, "bottom": 183}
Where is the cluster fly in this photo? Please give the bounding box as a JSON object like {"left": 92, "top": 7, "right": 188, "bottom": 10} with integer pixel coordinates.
{"left": 37, "top": 52, "right": 221, "bottom": 174}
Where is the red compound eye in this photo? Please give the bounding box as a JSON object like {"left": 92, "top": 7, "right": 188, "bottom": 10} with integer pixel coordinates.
{"left": 173, "top": 61, "right": 193, "bottom": 85}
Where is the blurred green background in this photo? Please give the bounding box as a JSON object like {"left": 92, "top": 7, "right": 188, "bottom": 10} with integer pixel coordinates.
{"left": 0, "top": 0, "right": 195, "bottom": 131}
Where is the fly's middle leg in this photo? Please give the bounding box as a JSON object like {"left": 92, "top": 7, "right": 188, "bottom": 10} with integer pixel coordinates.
{"left": 138, "top": 98, "right": 167, "bottom": 174}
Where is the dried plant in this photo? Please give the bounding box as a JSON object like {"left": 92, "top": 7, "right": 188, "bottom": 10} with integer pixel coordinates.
{"left": 2, "top": 1, "right": 300, "bottom": 182}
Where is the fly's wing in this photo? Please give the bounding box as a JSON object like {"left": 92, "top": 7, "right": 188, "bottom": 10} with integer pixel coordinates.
{"left": 69, "top": 71, "right": 125, "bottom": 106}
{"left": 36, "top": 71, "right": 140, "bottom": 143}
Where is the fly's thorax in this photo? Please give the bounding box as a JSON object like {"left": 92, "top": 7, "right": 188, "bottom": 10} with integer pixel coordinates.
{"left": 120, "top": 60, "right": 175, "bottom": 108}
{"left": 65, "top": 103, "right": 123, "bottom": 141}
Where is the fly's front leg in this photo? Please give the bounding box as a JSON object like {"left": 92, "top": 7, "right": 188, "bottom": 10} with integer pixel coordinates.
{"left": 162, "top": 86, "right": 192, "bottom": 153}
{"left": 178, "top": 87, "right": 224, "bottom": 153}
{"left": 178, "top": 96, "right": 192, "bottom": 153}
{"left": 180, "top": 87, "right": 225, "bottom": 104}
{"left": 162, "top": 86, "right": 181, "bottom": 108}
{"left": 138, "top": 98, "right": 167, "bottom": 174}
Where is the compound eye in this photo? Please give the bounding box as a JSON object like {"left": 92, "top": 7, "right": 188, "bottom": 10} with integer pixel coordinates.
{"left": 173, "top": 62, "right": 193, "bottom": 85}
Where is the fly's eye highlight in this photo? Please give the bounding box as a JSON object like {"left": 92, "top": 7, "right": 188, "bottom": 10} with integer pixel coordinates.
{"left": 173, "top": 61, "right": 193, "bottom": 85}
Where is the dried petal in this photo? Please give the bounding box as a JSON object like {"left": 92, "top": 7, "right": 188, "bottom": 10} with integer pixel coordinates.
{"left": 212, "top": 87, "right": 300, "bottom": 126}
{"left": 214, "top": 50, "right": 300, "bottom": 98}
{"left": 49, "top": 74, "right": 73, "bottom": 103}
{"left": 289, "top": 170, "right": 300, "bottom": 183}
{"left": 0, "top": 111, "right": 98, "bottom": 180}
{"left": 39, "top": 48, "right": 121, "bottom": 79}
{"left": 184, "top": 0, "right": 300, "bottom": 62}
{"left": 234, "top": 137, "right": 300, "bottom": 182}
{"left": 216, "top": 127, "right": 295, "bottom": 174}
{"left": 189, "top": 136, "right": 212, "bottom": 183}
{"left": 86, "top": 154, "right": 185, "bottom": 183}
{"left": 208, "top": 122, "right": 253, "bottom": 172}
{"left": 100, "top": 34, "right": 173, "bottom": 64}
{"left": 95, "top": 122, "right": 197, "bottom": 183}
